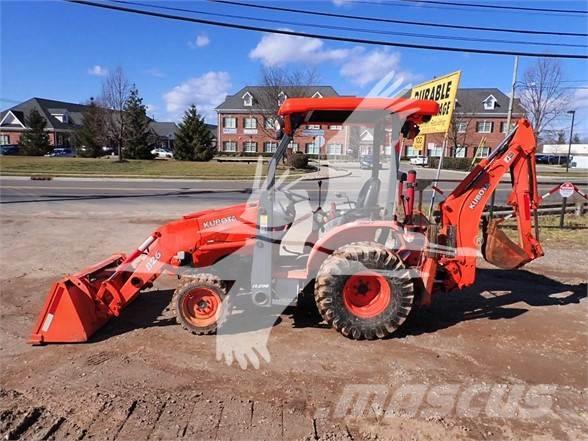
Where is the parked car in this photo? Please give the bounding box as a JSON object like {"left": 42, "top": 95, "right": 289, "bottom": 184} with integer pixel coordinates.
{"left": 0, "top": 144, "right": 19, "bottom": 156}
{"left": 410, "top": 155, "right": 428, "bottom": 166}
{"left": 151, "top": 148, "right": 174, "bottom": 159}
{"left": 45, "top": 147, "right": 76, "bottom": 157}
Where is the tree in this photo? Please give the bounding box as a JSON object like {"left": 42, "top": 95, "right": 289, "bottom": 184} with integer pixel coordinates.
{"left": 572, "top": 133, "right": 581, "bottom": 144}
{"left": 447, "top": 102, "right": 476, "bottom": 157}
{"left": 174, "top": 105, "right": 214, "bottom": 161}
{"left": 20, "top": 109, "right": 50, "bottom": 156}
{"left": 556, "top": 130, "right": 567, "bottom": 144}
{"left": 76, "top": 98, "right": 107, "bottom": 157}
{"left": 123, "top": 85, "right": 155, "bottom": 159}
{"left": 101, "top": 66, "right": 130, "bottom": 161}
{"left": 519, "top": 58, "right": 570, "bottom": 141}
{"left": 257, "top": 66, "right": 320, "bottom": 138}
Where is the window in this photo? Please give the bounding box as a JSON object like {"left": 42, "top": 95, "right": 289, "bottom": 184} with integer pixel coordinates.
{"left": 243, "top": 141, "right": 257, "bottom": 153}
{"left": 288, "top": 142, "right": 299, "bottom": 152}
{"left": 243, "top": 92, "right": 253, "bottom": 107}
{"left": 384, "top": 145, "right": 392, "bottom": 156}
{"left": 223, "top": 141, "right": 236, "bottom": 152}
{"left": 244, "top": 117, "right": 257, "bottom": 129}
{"left": 406, "top": 146, "right": 420, "bottom": 157}
{"left": 306, "top": 142, "right": 319, "bottom": 155}
{"left": 428, "top": 143, "right": 443, "bottom": 157}
{"left": 223, "top": 117, "right": 236, "bottom": 129}
{"left": 327, "top": 143, "right": 342, "bottom": 155}
{"left": 476, "top": 121, "right": 493, "bottom": 133}
{"left": 476, "top": 146, "right": 491, "bottom": 157}
{"left": 456, "top": 122, "right": 467, "bottom": 133}
{"left": 500, "top": 121, "right": 515, "bottom": 133}
{"left": 265, "top": 117, "right": 275, "bottom": 130}
{"left": 278, "top": 91, "right": 287, "bottom": 106}
{"left": 264, "top": 142, "right": 277, "bottom": 153}
{"left": 0, "top": 134, "right": 9, "bottom": 144}
{"left": 454, "top": 145, "right": 466, "bottom": 158}
{"left": 328, "top": 125, "right": 342, "bottom": 130}
{"left": 483, "top": 95, "right": 497, "bottom": 110}
{"left": 306, "top": 124, "right": 321, "bottom": 130}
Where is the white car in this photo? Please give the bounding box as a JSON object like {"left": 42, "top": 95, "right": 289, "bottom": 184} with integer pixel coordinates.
{"left": 409, "top": 155, "right": 428, "bottom": 166}
{"left": 151, "top": 148, "right": 174, "bottom": 159}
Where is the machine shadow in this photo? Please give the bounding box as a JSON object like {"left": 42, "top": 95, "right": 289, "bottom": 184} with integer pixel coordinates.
{"left": 397, "top": 268, "right": 586, "bottom": 337}
{"left": 290, "top": 269, "right": 586, "bottom": 338}
{"left": 90, "top": 288, "right": 176, "bottom": 342}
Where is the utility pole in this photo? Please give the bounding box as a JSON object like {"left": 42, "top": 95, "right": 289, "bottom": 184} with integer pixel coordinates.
{"left": 490, "top": 55, "right": 518, "bottom": 220}
{"left": 566, "top": 110, "right": 576, "bottom": 172}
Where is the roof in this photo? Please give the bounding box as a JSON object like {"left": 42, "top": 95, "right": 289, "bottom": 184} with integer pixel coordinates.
{"left": 0, "top": 97, "right": 93, "bottom": 130}
{"left": 454, "top": 88, "right": 525, "bottom": 115}
{"left": 215, "top": 85, "right": 339, "bottom": 111}
{"left": 149, "top": 121, "right": 178, "bottom": 138}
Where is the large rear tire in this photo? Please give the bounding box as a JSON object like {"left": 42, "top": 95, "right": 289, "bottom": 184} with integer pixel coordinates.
{"left": 172, "top": 274, "right": 227, "bottom": 335}
{"left": 314, "top": 242, "right": 414, "bottom": 340}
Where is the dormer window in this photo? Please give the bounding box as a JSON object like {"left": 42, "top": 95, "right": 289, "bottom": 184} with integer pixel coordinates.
{"left": 242, "top": 91, "right": 253, "bottom": 107}
{"left": 483, "top": 95, "right": 497, "bottom": 111}
{"left": 312, "top": 91, "right": 323, "bottom": 98}
{"left": 50, "top": 110, "right": 69, "bottom": 123}
{"left": 277, "top": 91, "right": 287, "bottom": 106}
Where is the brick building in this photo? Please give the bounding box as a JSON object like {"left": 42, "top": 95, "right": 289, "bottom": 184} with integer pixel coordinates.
{"left": 0, "top": 97, "right": 189, "bottom": 149}
{"left": 215, "top": 86, "right": 350, "bottom": 157}
{"left": 402, "top": 88, "right": 525, "bottom": 159}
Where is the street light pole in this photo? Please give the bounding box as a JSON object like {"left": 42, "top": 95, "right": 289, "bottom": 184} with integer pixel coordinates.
{"left": 566, "top": 110, "right": 576, "bottom": 173}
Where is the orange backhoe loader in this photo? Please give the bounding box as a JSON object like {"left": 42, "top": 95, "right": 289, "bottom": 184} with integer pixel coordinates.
{"left": 30, "top": 97, "right": 543, "bottom": 344}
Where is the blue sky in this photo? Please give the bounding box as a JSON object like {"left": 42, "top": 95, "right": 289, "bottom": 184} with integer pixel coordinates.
{"left": 1, "top": 0, "right": 587, "bottom": 135}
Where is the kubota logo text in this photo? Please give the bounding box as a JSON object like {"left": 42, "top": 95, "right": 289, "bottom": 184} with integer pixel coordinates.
{"left": 203, "top": 215, "right": 237, "bottom": 229}
{"left": 469, "top": 184, "right": 489, "bottom": 209}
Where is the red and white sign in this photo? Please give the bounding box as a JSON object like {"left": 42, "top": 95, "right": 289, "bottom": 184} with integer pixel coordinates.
{"left": 559, "top": 182, "right": 574, "bottom": 198}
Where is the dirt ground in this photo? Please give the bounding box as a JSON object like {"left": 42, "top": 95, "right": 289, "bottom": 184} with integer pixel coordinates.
{"left": 0, "top": 201, "right": 586, "bottom": 440}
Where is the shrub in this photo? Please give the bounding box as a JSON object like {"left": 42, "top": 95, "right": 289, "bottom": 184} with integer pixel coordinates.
{"left": 428, "top": 157, "right": 480, "bottom": 171}
{"left": 289, "top": 151, "right": 309, "bottom": 169}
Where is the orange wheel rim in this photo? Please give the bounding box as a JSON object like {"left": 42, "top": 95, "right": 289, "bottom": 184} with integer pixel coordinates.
{"left": 183, "top": 288, "right": 221, "bottom": 327}
{"left": 342, "top": 273, "right": 391, "bottom": 318}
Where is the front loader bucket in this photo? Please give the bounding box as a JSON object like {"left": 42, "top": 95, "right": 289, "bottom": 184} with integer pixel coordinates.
{"left": 29, "top": 254, "right": 126, "bottom": 345}
{"left": 482, "top": 219, "right": 530, "bottom": 270}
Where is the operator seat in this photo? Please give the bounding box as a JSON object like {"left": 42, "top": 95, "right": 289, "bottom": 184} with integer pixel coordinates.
{"left": 321, "top": 177, "right": 381, "bottom": 233}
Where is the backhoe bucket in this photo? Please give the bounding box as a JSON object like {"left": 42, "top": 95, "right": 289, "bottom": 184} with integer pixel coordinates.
{"left": 482, "top": 219, "right": 530, "bottom": 270}
{"left": 29, "top": 254, "right": 126, "bottom": 345}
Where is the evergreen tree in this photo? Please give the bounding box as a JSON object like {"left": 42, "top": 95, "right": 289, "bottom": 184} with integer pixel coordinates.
{"left": 556, "top": 130, "right": 566, "bottom": 144}
{"left": 572, "top": 133, "right": 581, "bottom": 144}
{"left": 20, "top": 109, "right": 50, "bottom": 156}
{"left": 174, "top": 105, "right": 214, "bottom": 161}
{"left": 123, "top": 85, "right": 154, "bottom": 159}
{"left": 76, "top": 99, "right": 106, "bottom": 157}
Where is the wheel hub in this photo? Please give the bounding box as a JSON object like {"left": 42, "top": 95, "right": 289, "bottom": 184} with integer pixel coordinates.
{"left": 342, "top": 273, "right": 391, "bottom": 318}
{"left": 183, "top": 287, "right": 221, "bottom": 327}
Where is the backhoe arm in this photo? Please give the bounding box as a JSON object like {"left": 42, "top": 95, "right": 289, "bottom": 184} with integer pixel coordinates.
{"left": 436, "top": 118, "right": 544, "bottom": 290}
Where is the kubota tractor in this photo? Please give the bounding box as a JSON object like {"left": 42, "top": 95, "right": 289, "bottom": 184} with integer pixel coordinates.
{"left": 30, "top": 96, "right": 543, "bottom": 344}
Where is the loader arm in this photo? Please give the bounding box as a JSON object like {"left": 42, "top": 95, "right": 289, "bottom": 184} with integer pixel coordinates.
{"left": 434, "top": 118, "right": 544, "bottom": 292}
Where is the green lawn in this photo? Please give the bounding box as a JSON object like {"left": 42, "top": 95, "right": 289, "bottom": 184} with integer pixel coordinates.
{"left": 0, "top": 156, "right": 298, "bottom": 179}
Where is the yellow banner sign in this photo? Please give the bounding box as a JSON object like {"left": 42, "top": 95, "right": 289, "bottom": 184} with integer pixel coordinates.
{"left": 412, "top": 134, "right": 425, "bottom": 151}
{"left": 410, "top": 71, "right": 461, "bottom": 135}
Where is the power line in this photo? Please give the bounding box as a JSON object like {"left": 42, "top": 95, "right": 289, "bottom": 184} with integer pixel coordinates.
{"left": 211, "top": 0, "right": 588, "bottom": 37}
{"left": 115, "top": 0, "right": 586, "bottom": 49}
{"left": 396, "top": 0, "right": 588, "bottom": 15}
{"left": 65, "top": 0, "right": 588, "bottom": 59}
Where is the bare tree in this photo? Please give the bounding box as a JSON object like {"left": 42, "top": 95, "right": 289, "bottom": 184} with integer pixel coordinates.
{"left": 256, "top": 66, "right": 320, "bottom": 137}
{"left": 519, "top": 58, "right": 570, "bottom": 141}
{"left": 101, "top": 66, "right": 131, "bottom": 160}
{"left": 447, "top": 103, "right": 476, "bottom": 157}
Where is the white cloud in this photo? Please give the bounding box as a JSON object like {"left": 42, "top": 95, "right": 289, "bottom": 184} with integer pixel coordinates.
{"left": 88, "top": 65, "right": 108, "bottom": 77}
{"left": 249, "top": 30, "right": 349, "bottom": 66}
{"left": 189, "top": 33, "right": 210, "bottom": 48}
{"left": 339, "top": 48, "right": 409, "bottom": 87}
{"left": 573, "top": 88, "right": 588, "bottom": 109}
{"left": 332, "top": 0, "right": 352, "bottom": 5}
{"left": 145, "top": 68, "right": 165, "bottom": 78}
{"left": 163, "top": 71, "right": 231, "bottom": 122}
{"left": 145, "top": 103, "right": 158, "bottom": 115}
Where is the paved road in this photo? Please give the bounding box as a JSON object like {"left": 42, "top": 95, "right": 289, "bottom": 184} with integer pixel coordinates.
{"left": 0, "top": 165, "right": 584, "bottom": 210}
